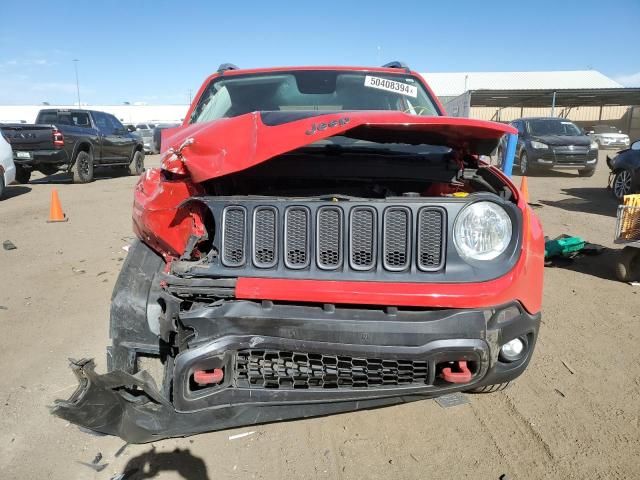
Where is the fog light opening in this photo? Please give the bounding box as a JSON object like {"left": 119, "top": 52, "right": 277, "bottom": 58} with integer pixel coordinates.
{"left": 499, "top": 337, "right": 526, "bottom": 363}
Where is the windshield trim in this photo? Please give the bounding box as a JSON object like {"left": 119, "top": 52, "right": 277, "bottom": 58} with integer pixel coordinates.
{"left": 187, "top": 69, "right": 443, "bottom": 125}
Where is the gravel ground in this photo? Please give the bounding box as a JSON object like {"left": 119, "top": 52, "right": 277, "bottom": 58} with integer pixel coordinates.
{"left": 0, "top": 151, "right": 638, "bottom": 479}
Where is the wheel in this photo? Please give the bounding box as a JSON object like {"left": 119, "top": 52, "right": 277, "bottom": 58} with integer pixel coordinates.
{"left": 615, "top": 247, "right": 640, "bottom": 282}
{"left": 14, "top": 166, "right": 31, "bottom": 184}
{"left": 468, "top": 382, "right": 511, "bottom": 394}
{"left": 519, "top": 151, "right": 529, "bottom": 175}
{"left": 612, "top": 169, "right": 633, "bottom": 200}
{"left": 578, "top": 168, "right": 596, "bottom": 177}
{"left": 128, "top": 150, "right": 145, "bottom": 176}
{"left": 72, "top": 151, "right": 94, "bottom": 183}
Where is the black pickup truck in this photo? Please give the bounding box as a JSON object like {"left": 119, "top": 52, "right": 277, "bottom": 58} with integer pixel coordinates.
{"left": 0, "top": 109, "right": 145, "bottom": 183}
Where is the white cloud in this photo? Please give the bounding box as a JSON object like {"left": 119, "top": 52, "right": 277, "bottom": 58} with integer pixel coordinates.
{"left": 614, "top": 72, "right": 640, "bottom": 87}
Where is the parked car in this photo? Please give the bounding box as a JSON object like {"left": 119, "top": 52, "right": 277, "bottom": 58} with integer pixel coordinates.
{"left": 52, "top": 63, "right": 544, "bottom": 443}
{"left": 0, "top": 132, "right": 16, "bottom": 198}
{"left": 133, "top": 123, "right": 157, "bottom": 154}
{"left": 0, "top": 109, "right": 144, "bottom": 183}
{"left": 588, "top": 125, "right": 630, "bottom": 150}
{"left": 497, "top": 117, "right": 598, "bottom": 176}
{"left": 152, "top": 123, "right": 181, "bottom": 153}
{"left": 607, "top": 140, "right": 640, "bottom": 199}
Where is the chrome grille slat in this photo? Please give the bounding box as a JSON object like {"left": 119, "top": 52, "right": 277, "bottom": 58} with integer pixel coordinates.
{"left": 221, "top": 207, "right": 246, "bottom": 267}
{"left": 317, "top": 207, "right": 342, "bottom": 269}
{"left": 284, "top": 207, "right": 310, "bottom": 268}
{"left": 417, "top": 208, "right": 444, "bottom": 271}
{"left": 383, "top": 208, "right": 410, "bottom": 271}
{"left": 253, "top": 207, "right": 277, "bottom": 268}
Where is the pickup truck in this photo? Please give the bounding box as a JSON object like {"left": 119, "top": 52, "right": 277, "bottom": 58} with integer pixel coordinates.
{"left": 52, "top": 63, "right": 544, "bottom": 443}
{"left": 0, "top": 109, "right": 145, "bottom": 183}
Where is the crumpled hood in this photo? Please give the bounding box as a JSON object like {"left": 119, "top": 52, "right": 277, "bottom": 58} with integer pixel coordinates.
{"left": 162, "top": 111, "right": 516, "bottom": 184}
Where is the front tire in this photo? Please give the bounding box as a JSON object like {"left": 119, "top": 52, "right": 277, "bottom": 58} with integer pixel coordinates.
{"left": 14, "top": 166, "right": 31, "bottom": 184}
{"left": 128, "top": 150, "right": 145, "bottom": 176}
{"left": 612, "top": 169, "right": 633, "bottom": 200}
{"left": 72, "top": 151, "right": 94, "bottom": 183}
{"left": 615, "top": 247, "right": 640, "bottom": 282}
{"left": 519, "top": 151, "right": 529, "bottom": 175}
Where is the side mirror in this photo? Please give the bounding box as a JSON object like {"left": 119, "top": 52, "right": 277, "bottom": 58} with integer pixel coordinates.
{"left": 631, "top": 140, "right": 640, "bottom": 151}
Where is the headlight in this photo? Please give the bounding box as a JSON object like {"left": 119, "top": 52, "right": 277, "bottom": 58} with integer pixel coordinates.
{"left": 590, "top": 141, "right": 598, "bottom": 149}
{"left": 453, "top": 201, "right": 513, "bottom": 261}
{"left": 530, "top": 141, "right": 548, "bottom": 149}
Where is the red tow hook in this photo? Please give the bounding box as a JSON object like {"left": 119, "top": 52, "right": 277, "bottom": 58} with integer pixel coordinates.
{"left": 441, "top": 361, "right": 472, "bottom": 384}
{"left": 193, "top": 368, "right": 224, "bottom": 386}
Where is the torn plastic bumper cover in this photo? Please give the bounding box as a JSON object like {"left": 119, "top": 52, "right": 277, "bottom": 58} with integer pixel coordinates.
{"left": 51, "top": 302, "right": 540, "bottom": 444}
{"left": 51, "top": 359, "right": 431, "bottom": 443}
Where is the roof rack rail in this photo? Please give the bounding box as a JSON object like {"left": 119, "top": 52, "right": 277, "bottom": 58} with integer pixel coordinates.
{"left": 381, "top": 61, "right": 410, "bottom": 72}
{"left": 217, "top": 63, "right": 239, "bottom": 74}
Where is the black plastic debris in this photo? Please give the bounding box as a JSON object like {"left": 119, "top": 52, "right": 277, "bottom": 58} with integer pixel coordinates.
{"left": 3, "top": 240, "right": 17, "bottom": 251}
{"left": 115, "top": 443, "right": 129, "bottom": 458}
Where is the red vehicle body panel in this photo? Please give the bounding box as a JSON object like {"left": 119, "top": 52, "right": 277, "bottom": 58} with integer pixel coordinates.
{"left": 235, "top": 201, "right": 544, "bottom": 314}
{"left": 162, "top": 111, "right": 516, "bottom": 184}
{"left": 134, "top": 66, "right": 541, "bottom": 317}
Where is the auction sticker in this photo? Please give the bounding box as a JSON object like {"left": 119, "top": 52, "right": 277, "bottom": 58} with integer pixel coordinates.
{"left": 364, "top": 75, "right": 418, "bottom": 98}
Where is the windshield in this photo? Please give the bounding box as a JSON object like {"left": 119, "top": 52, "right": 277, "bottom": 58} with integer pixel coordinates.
{"left": 593, "top": 125, "right": 618, "bottom": 134}
{"left": 527, "top": 119, "right": 582, "bottom": 136}
{"left": 189, "top": 70, "right": 440, "bottom": 124}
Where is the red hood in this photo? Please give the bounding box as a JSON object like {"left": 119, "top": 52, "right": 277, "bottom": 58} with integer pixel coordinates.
{"left": 162, "top": 111, "right": 516, "bottom": 184}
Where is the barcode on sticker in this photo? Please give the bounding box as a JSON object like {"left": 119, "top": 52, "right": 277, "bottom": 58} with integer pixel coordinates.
{"left": 364, "top": 76, "right": 418, "bottom": 98}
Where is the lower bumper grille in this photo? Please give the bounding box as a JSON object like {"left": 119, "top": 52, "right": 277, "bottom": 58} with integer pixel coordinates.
{"left": 235, "top": 349, "right": 429, "bottom": 390}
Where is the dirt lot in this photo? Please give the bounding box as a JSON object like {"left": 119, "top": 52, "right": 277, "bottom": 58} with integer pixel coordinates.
{"left": 0, "top": 152, "right": 638, "bottom": 479}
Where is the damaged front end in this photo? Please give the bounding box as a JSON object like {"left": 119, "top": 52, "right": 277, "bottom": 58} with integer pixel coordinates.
{"left": 52, "top": 110, "right": 542, "bottom": 443}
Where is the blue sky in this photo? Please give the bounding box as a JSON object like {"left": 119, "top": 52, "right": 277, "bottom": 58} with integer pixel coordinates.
{"left": 1, "top": 0, "right": 639, "bottom": 105}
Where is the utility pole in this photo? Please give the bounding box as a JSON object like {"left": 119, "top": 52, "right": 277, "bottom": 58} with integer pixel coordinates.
{"left": 72, "top": 59, "right": 81, "bottom": 108}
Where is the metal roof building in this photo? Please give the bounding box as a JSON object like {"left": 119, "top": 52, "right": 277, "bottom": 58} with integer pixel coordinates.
{"left": 420, "top": 70, "right": 640, "bottom": 138}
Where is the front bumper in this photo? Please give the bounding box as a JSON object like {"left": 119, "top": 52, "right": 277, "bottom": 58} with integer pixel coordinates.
{"left": 52, "top": 301, "right": 540, "bottom": 443}
{"left": 528, "top": 149, "right": 598, "bottom": 170}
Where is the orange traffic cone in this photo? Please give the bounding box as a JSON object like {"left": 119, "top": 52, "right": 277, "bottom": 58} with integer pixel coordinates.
{"left": 47, "top": 188, "right": 68, "bottom": 223}
{"left": 519, "top": 176, "right": 529, "bottom": 203}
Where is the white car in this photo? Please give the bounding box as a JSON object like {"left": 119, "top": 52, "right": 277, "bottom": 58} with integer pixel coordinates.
{"left": 0, "top": 133, "right": 16, "bottom": 198}
{"left": 588, "top": 125, "right": 630, "bottom": 150}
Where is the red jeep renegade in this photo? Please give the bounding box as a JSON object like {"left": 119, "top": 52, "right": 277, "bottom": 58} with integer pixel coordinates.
{"left": 54, "top": 63, "right": 544, "bottom": 443}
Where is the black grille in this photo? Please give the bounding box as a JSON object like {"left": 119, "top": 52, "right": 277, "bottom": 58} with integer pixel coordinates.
{"left": 317, "top": 207, "right": 342, "bottom": 269}
{"left": 222, "top": 207, "right": 246, "bottom": 266}
{"left": 285, "top": 208, "right": 309, "bottom": 268}
{"left": 417, "top": 208, "right": 444, "bottom": 270}
{"left": 350, "top": 207, "right": 376, "bottom": 270}
{"left": 235, "top": 350, "right": 429, "bottom": 389}
{"left": 253, "top": 207, "right": 277, "bottom": 267}
{"left": 383, "top": 208, "right": 410, "bottom": 270}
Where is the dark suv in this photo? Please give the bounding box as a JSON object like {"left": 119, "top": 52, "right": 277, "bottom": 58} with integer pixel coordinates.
{"left": 498, "top": 117, "right": 598, "bottom": 176}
